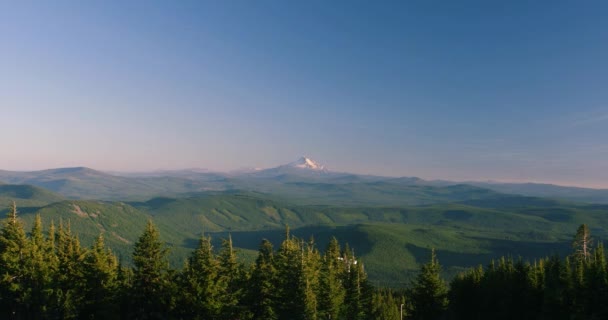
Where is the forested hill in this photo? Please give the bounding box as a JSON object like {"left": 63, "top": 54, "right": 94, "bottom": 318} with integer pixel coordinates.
{"left": 0, "top": 203, "right": 605, "bottom": 320}
{"left": 3, "top": 189, "right": 608, "bottom": 285}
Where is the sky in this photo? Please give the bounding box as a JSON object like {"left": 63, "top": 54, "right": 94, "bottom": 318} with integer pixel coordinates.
{"left": 1, "top": 1, "right": 607, "bottom": 187}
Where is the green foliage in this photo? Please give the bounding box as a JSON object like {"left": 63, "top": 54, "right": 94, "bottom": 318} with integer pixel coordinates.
{"left": 407, "top": 249, "right": 448, "bottom": 320}
{"left": 319, "top": 237, "right": 346, "bottom": 319}
{"left": 130, "top": 220, "right": 174, "bottom": 319}
{"left": 217, "top": 235, "right": 246, "bottom": 319}
{"left": 369, "top": 289, "right": 402, "bottom": 320}
{"left": 8, "top": 189, "right": 608, "bottom": 287}
{"left": 3, "top": 203, "right": 608, "bottom": 320}
{"left": 0, "top": 202, "right": 30, "bottom": 317}
{"left": 54, "top": 219, "right": 86, "bottom": 319}
{"left": 178, "top": 235, "right": 223, "bottom": 319}
{"left": 573, "top": 224, "right": 592, "bottom": 261}
{"left": 80, "top": 234, "right": 120, "bottom": 319}
{"left": 249, "top": 239, "right": 278, "bottom": 320}
{"left": 0, "top": 184, "right": 65, "bottom": 207}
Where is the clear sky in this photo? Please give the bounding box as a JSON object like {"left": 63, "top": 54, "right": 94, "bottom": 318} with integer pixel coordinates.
{"left": 1, "top": 1, "right": 607, "bottom": 187}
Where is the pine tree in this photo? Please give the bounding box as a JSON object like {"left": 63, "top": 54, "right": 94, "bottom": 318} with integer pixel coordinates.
{"left": 540, "top": 256, "right": 569, "bottom": 320}
{"left": 0, "top": 202, "right": 30, "bottom": 318}
{"left": 179, "top": 234, "right": 223, "bottom": 319}
{"left": 343, "top": 247, "right": 370, "bottom": 320}
{"left": 25, "top": 215, "right": 56, "bottom": 318}
{"left": 217, "top": 235, "right": 245, "bottom": 319}
{"left": 130, "top": 220, "right": 173, "bottom": 319}
{"left": 369, "top": 289, "right": 400, "bottom": 320}
{"left": 249, "top": 239, "right": 278, "bottom": 320}
{"left": 407, "top": 248, "right": 448, "bottom": 320}
{"left": 275, "top": 232, "right": 307, "bottom": 320}
{"left": 80, "top": 234, "right": 120, "bottom": 319}
{"left": 116, "top": 258, "right": 134, "bottom": 319}
{"left": 573, "top": 224, "right": 592, "bottom": 262}
{"left": 448, "top": 265, "right": 483, "bottom": 319}
{"left": 583, "top": 243, "right": 608, "bottom": 319}
{"left": 319, "top": 237, "right": 346, "bottom": 320}
{"left": 302, "top": 238, "right": 321, "bottom": 320}
{"left": 54, "top": 219, "right": 86, "bottom": 319}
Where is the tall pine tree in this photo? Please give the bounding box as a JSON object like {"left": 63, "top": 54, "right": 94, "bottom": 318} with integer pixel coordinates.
{"left": 179, "top": 234, "right": 223, "bottom": 319}
{"left": 0, "top": 202, "right": 30, "bottom": 319}
{"left": 319, "top": 237, "right": 346, "bottom": 320}
{"left": 408, "top": 248, "right": 448, "bottom": 320}
{"left": 249, "top": 239, "right": 278, "bottom": 320}
{"left": 80, "top": 234, "right": 120, "bottom": 319}
{"left": 130, "top": 220, "right": 174, "bottom": 319}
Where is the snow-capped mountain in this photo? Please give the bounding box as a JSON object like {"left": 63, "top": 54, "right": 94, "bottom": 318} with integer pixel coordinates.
{"left": 286, "top": 157, "right": 326, "bottom": 171}
{"left": 241, "top": 157, "right": 330, "bottom": 179}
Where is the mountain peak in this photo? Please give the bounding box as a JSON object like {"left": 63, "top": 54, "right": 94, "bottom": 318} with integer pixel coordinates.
{"left": 287, "top": 157, "right": 326, "bottom": 171}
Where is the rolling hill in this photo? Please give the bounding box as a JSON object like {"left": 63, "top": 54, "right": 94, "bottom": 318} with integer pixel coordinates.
{"left": 1, "top": 189, "right": 601, "bottom": 285}
{"left": 2, "top": 159, "right": 608, "bottom": 286}
{"left": 0, "top": 184, "right": 65, "bottom": 207}
{"left": 3, "top": 158, "right": 608, "bottom": 204}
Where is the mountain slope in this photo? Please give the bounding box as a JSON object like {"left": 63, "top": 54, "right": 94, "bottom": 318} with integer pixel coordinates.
{"left": 2, "top": 190, "right": 605, "bottom": 285}
{"left": 0, "top": 184, "right": 65, "bottom": 207}
{"left": 469, "top": 181, "right": 608, "bottom": 204}
{"left": 0, "top": 167, "right": 227, "bottom": 200}
{"left": 5, "top": 159, "right": 608, "bottom": 204}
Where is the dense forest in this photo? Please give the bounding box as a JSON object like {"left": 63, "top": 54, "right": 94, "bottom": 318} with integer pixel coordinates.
{"left": 0, "top": 202, "right": 606, "bottom": 320}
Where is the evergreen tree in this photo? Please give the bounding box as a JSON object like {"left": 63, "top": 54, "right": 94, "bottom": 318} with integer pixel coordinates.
{"left": 25, "top": 215, "right": 56, "bottom": 318}
{"left": 369, "top": 289, "right": 400, "bottom": 320}
{"left": 0, "top": 202, "right": 30, "bottom": 319}
{"left": 583, "top": 243, "right": 608, "bottom": 319}
{"left": 217, "top": 235, "right": 245, "bottom": 319}
{"left": 249, "top": 239, "right": 278, "bottom": 320}
{"left": 54, "top": 219, "right": 86, "bottom": 319}
{"left": 319, "top": 237, "right": 346, "bottom": 320}
{"left": 116, "top": 258, "right": 134, "bottom": 319}
{"left": 302, "top": 238, "right": 321, "bottom": 320}
{"left": 343, "top": 247, "right": 370, "bottom": 320}
{"left": 130, "top": 220, "right": 173, "bottom": 319}
{"left": 80, "top": 234, "right": 120, "bottom": 319}
{"left": 179, "top": 234, "right": 223, "bottom": 319}
{"left": 573, "top": 224, "right": 592, "bottom": 262}
{"left": 407, "top": 248, "right": 448, "bottom": 320}
{"left": 540, "top": 256, "right": 569, "bottom": 320}
{"left": 275, "top": 232, "right": 307, "bottom": 320}
{"left": 448, "top": 265, "right": 483, "bottom": 320}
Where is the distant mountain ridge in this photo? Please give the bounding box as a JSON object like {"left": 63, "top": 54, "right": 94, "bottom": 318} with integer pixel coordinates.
{"left": 2, "top": 157, "right": 608, "bottom": 203}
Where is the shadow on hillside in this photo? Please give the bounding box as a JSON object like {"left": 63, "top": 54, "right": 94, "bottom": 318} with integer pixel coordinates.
{"left": 406, "top": 238, "right": 571, "bottom": 270}
{"left": 0, "top": 206, "right": 43, "bottom": 216}
{"left": 128, "top": 197, "right": 178, "bottom": 212}
{"left": 183, "top": 224, "right": 374, "bottom": 254}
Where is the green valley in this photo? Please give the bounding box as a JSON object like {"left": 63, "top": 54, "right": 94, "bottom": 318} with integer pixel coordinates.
{"left": 3, "top": 183, "right": 607, "bottom": 286}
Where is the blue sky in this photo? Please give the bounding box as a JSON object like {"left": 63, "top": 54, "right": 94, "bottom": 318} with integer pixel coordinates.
{"left": 1, "top": 1, "right": 607, "bottom": 187}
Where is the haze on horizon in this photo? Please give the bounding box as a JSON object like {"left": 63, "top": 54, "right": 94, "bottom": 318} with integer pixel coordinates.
{"left": 1, "top": 1, "right": 607, "bottom": 188}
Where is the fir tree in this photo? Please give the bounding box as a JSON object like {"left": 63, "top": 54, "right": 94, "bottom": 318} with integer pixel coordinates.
{"left": 0, "top": 202, "right": 30, "bottom": 319}
{"left": 343, "top": 247, "right": 370, "bottom": 320}
{"left": 275, "top": 232, "right": 307, "bottom": 320}
{"left": 130, "top": 220, "right": 173, "bottom": 319}
{"left": 319, "top": 237, "right": 346, "bottom": 320}
{"left": 302, "top": 238, "right": 321, "bottom": 320}
{"left": 25, "top": 215, "right": 56, "bottom": 318}
{"left": 179, "top": 234, "right": 223, "bottom": 319}
{"left": 573, "top": 224, "right": 592, "bottom": 262}
{"left": 80, "top": 234, "right": 120, "bottom": 319}
{"left": 407, "top": 248, "right": 448, "bottom": 320}
{"left": 217, "top": 235, "right": 245, "bottom": 319}
{"left": 249, "top": 239, "right": 278, "bottom": 320}
{"left": 54, "top": 219, "right": 86, "bottom": 319}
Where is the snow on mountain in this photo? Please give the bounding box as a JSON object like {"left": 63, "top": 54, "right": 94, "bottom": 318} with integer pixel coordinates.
{"left": 287, "top": 157, "right": 326, "bottom": 171}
